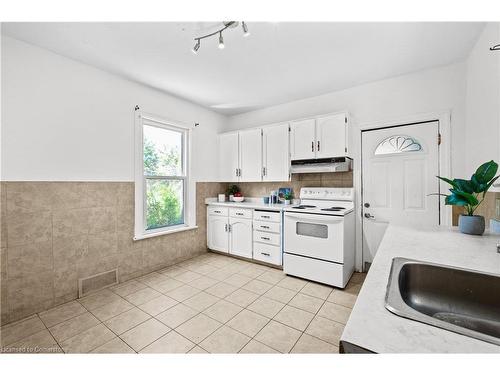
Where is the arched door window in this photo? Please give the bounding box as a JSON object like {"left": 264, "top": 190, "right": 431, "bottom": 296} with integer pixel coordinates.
{"left": 374, "top": 135, "right": 422, "bottom": 155}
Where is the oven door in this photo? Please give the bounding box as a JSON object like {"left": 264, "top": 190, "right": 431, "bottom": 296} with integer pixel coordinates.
{"left": 284, "top": 212, "right": 344, "bottom": 263}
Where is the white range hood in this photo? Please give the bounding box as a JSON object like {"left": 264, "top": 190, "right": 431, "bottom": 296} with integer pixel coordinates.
{"left": 290, "top": 157, "right": 352, "bottom": 174}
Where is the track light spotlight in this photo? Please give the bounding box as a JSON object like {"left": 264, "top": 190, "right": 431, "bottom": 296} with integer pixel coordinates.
{"left": 242, "top": 22, "right": 250, "bottom": 37}
{"left": 218, "top": 32, "right": 225, "bottom": 49}
{"left": 192, "top": 39, "right": 200, "bottom": 54}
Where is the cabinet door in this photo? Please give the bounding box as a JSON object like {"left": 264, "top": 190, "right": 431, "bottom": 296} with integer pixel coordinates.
{"left": 316, "top": 113, "right": 347, "bottom": 158}
{"left": 290, "top": 119, "right": 316, "bottom": 160}
{"left": 229, "top": 217, "right": 253, "bottom": 259}
{"left": 263, "top": 123, "right": 290, "bottom": 181}
{"left": 207, "top": 215, "right": 229, "bottom": 253}
{"left": 218, "top": 132, "right": 239, "bottom": 182}
{"left": 239, "top": 128, "right": 263, "bottom": 182}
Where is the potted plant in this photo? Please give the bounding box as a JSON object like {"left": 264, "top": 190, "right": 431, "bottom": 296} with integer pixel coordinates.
{"left": 226, "top": 184, "right": 240, "bottom": 202}
{"left": 284, "top": 192, "right": 293, "bottom": 205}
{"left": 435, "top": 160, "right": 499, "bottom": 235}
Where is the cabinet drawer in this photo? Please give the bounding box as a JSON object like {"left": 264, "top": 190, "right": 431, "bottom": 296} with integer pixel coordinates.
{"left": 208, "top": 206, "right": 229, "bottom": 216}
{"left": 253, "top": 243, "right": 281, "bottom": 265}
{"left": 229, "top": 208, "right": 253, "bottom": 219}
{"left": 254, "top": 210, "right": 280, "bottom": 223}
{"left": 253, "top": 231, "right": 280, "bottom": 246}
{"left": 253, "top": 220, "right": 280, "bottom": 233}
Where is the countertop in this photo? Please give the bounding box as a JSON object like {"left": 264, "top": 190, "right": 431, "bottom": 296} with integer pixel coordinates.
{"left": 205, "top": 198, "right": 287, "bottom": 211}
{"left": 340, "top": 225, "right": 500, "bottom": 353}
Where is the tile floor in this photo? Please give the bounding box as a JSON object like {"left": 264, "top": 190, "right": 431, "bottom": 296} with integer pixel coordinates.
{"left": 0, "top": 252, "right": 365, "bottom": 354}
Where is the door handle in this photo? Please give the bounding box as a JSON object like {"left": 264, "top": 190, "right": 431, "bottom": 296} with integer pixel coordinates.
{"left": 364, "top": 213, "right": 375, "bottom": 219}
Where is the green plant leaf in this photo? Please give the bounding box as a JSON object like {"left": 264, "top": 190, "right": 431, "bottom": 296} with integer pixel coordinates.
{"left": 473, "top": 160, "right": 498, "bottom": 184}
{"left": 449, "top": 189, "right": 479, "bottom": 206}
{"left": 470, "top": 175, "right": 484, "bottom": 193}
{"left": 437, "top": 176, "right": 457, "bottom": 188}
{"left": 482, "top": 175, "right": 500, "bottom": 196}
{"left": 445, "top": 194, "right": 469, "bottom": 206}
{"left": 453, "top": 179, "right": 474, "bottom": 194}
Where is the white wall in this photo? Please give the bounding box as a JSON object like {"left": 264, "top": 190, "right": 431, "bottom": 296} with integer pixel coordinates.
{"left": 1, "top": 35, "right": 226, "bottom": 182}
{"left": 226, "top": 62, "right": 467, "bottom": 177}
{"left": 465, "top": 23, "right": 500, "bottom": 180}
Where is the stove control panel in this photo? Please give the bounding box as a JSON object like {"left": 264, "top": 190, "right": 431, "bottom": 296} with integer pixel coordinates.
{"left": 299, "top": 187, "right": 354, "bottom": 201}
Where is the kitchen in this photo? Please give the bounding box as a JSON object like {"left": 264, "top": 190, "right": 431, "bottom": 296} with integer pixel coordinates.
{"left": 1, "top": 3, "right": 500, "bottom": 374}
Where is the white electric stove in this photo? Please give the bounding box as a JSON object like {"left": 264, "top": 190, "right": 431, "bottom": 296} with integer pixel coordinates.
{"left": 283, "top": 187, "right": 355, "bottom": 288}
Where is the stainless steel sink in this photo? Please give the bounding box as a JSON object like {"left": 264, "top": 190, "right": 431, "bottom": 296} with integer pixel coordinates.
{"left": 385, "top": 257, "right": 500, "bottom": 346}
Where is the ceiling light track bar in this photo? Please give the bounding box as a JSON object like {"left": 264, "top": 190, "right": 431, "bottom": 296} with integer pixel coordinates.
{"left": 192, "top": 21, "right": 249, "bottom": 54}
{"left": 194, "top": 21, "right": 236, "bottom": 42}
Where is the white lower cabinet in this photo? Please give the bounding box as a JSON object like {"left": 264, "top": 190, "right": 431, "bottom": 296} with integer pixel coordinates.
{"left": 207, "top": 215, "right": 229, "bottom": 253}
{"left": 252, "top": 210, "right": 282, "bottom": 266}
{"left": 207, "top": 207, "right": 253, "bottom": 259}
{"left": 207, "top": 206, "right": 283, "bottom": 266}
{"left": 229, "top": 217, "right": 253, "bottom": 259}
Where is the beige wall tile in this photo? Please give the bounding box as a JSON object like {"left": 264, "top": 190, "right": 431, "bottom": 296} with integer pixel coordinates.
{"left": 7, "top": 241, "right": 53, "bottom": 279}
{"left": 7, "top": 211, "right": 52, "bottom": 246}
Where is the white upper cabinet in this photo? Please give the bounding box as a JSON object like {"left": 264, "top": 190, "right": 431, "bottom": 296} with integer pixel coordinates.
{"left": 290, "top": 119, "right": 316, "bottom": 161}
{"left": 316, "top": 113, "right": 347, "bottom": 158}
{"left": 290, "top": 113, "right": 348, "bottom": 161}
{"left": 263, "top": 123, "right": 290, "bottom": 181}
{"left": 239, "top": 128, "right": 263, "bottom": 182}
{"left": 218, "top": 132, "right": 239, "bottom": 182}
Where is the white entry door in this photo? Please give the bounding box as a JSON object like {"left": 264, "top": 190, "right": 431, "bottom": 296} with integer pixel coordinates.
{"left": 361, "top": 121, "right": 440, "bottom": 265}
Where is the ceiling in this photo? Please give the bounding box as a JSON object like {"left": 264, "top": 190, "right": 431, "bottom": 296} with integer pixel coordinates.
{"left": 2, "top": 22, "right": 484, "bottom": 115}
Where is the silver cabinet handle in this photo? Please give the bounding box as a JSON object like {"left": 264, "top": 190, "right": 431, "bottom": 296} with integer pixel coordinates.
{"left": 261, "top": 236, "right": 270, "bottom": 241}
{"left": 317, "top": 140, "right": 320, "bottom": 152}
{"left": 260, "top": 225, "right": 270, "bottom": 229}
{"left": 261, "top": 252, "right": 270, "bottom": 256}
{"left": 228, "top": 224, "right": 232, "bottom": 232}
{"left": 214, "top": 210, "right": 221, "bottom": 213}
{"left": 311, "top": 141, "right": 314, "bottom": 152}
{"left": 261, "top": 215, "right": 270, "bottom": 219}
{"left": 236, "top": 212, "right": 244, "bottom": 216}
{"left": 224, "top": 223, "right": 228, "bottom": 232}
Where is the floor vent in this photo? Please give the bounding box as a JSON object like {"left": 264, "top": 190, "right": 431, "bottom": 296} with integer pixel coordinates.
{"left": 78, "top": 269, "right": 118, "bottom": 298}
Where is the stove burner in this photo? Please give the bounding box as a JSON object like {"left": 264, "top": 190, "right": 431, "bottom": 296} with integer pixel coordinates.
{"left": 321, "top": 206, "right": 346, "bottom": 211}
{"left": 292, "top": 205, "right": 317, "bottom": 209}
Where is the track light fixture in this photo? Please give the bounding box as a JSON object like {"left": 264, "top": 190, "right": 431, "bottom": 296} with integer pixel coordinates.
{"left": 192, "top": 21, "right": 249, "bottom": 54}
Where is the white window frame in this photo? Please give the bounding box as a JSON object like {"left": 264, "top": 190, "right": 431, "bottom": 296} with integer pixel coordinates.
{"left": 134, "top": 111, "right": 196, "bottom": 240}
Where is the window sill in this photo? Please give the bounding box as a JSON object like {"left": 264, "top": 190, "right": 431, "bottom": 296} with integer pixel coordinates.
{"left": 134, "top": 225, "right": 198, "bottom": 241}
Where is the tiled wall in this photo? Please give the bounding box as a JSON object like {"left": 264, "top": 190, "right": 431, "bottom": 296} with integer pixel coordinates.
{"left": 0, "top": 181, "right": 225, "bottom": 325}
{"left": 232, "top": 172, "right": 354, "bottom": 198}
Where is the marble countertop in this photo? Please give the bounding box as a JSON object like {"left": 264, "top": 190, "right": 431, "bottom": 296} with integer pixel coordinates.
{"left": 341, "top": 225, "right": 500, "bottom": 353}
{"left": 205, "top": 198, "right": 287, "bottom": 211}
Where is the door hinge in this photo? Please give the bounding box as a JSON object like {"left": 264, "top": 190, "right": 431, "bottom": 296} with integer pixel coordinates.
{"left": 438, "top": 133, "right": 442, "bottom": 145}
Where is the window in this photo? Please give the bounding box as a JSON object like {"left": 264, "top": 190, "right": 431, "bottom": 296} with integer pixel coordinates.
{"left": 135, "top": 112, "right": 193, "bottom": 239}
{"left": 374, "top": 135, "right": 422, "bottom": 155}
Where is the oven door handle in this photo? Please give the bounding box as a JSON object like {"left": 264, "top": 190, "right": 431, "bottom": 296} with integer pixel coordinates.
{"left": 285, "top": 213, "right": 343, "bottom": 223}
